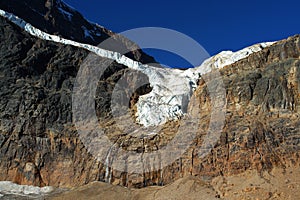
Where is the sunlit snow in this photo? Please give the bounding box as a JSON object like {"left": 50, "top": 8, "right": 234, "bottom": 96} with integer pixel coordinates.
{"left": 0, "top": 9, "right": 275, "bottom": 127}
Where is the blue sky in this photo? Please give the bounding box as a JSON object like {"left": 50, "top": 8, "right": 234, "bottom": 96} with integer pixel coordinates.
{"left": 64, "top": 0, "right": 300, "bottom": 68}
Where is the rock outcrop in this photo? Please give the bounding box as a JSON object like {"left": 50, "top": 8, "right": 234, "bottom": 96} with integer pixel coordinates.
{"left": 0, "top": 1, "right": 299, "bottom": 190}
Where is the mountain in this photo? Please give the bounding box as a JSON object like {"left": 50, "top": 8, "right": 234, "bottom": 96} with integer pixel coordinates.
{"left": 0, "top": 1, "right": 299, "bottom": 199}
{"left": 0, "top": 0, "right": 157, "bottom": 64}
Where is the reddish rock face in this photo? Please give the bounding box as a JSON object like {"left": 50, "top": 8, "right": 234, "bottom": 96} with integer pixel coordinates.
{"left": 0, "top": 2, "right": 299, "bottom": 189}
{"left": 189, "top": 35, "right": 300, "bottom": 178}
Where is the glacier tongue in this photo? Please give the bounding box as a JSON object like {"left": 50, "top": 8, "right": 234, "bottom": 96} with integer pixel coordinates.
{"left": 0, "top": 9, "right": 275, "bottom": 127}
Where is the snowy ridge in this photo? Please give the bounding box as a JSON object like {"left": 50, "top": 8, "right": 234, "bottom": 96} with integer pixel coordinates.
{"left": 189, "top": 42, "right": 274, "bottom": 80}
{"left": 0, "top": 9, "right": 275, "bottom": 127}
{"left": 57, "top": 0, "right": 102, "bottom": 38}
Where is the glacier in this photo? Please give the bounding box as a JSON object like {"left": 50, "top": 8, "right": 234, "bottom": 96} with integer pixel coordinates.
{"left": 0, "top": 9, "right": 275, "bottom": 127}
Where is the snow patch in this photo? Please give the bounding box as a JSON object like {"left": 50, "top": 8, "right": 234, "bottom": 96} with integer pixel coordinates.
{"left": 59, "top": 0, "right": 103, "bottom": 37}
{"left": 82, "top": 26, "right": 95, "bottom": 40}
{"left": 57, "top": 6, "right": 73, "bottom": 21}
{"left": 0, "top": 181, "right": 53, "bottom": 195}
{"left": 0, "top": 9, "right": 275, "bottom": 127}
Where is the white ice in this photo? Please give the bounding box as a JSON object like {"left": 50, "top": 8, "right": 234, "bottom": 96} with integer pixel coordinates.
{"left": 0, "top": 9, "right": 275, "bottom": 127}
{"left": 0, "top": 181, "right": 53, "bottom": 195}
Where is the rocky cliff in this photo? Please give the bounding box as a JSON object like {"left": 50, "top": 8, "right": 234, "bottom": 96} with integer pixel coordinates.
{"left": 0, "top": 1, "right": 299, "bottom": 191}
{"left": 0, "top": 14, "right": 152, "bottom": 187}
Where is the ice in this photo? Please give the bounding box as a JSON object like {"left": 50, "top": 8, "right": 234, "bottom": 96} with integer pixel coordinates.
{"left": 0, "top": 9, "right": 275, "bottom": 127}
{"left": 0, "top": 181, "right": 53, "bottom": 195}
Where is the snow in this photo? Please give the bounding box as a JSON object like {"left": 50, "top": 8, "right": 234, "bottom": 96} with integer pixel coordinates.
{"left": 57, "top": 6, "right": 73, "bottom": 21}
{"left": 82, "top": 26, "right": 95, "bottom": 40}
{"left": 56, "top": 0, "right": 75, "bottom": 21}
{"left": 189, "top": 42, "right": 275, "bottom": 80}
{"left": 0, "top": 9, "right": 275, "bottom": 127}
{"left": 58, "top": 0, "right": 102, "bottom": 37}
{"left": 0, "top": 181, "right": 53, "bottom": 196}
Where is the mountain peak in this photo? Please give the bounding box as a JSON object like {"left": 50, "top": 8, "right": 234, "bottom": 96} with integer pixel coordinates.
{"left": 0, "top": 0, "right": 157, "bottom": 64}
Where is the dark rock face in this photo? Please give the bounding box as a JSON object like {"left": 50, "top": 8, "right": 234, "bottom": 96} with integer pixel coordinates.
{"left": 0, "top": 16, "right": 87, "bottom": 186}
{"left": 0, "top": 0, "right": 157, "bottom": 64}
{"left": 0, "top": 5, "right": 299, "bottom": 188}
{"left": 0, "top": 16, "right": 151, "bottom": 187}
